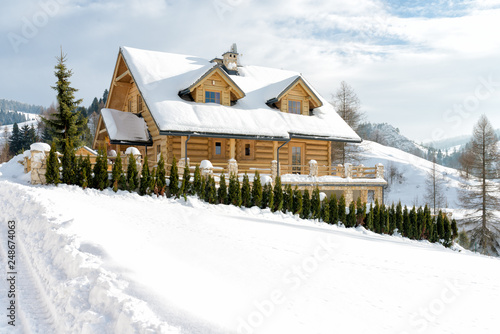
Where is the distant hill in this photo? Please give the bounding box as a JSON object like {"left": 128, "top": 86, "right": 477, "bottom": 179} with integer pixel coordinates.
{"left": 0, "top": 99, "right": 44, "bottom": 115}
{"left": 357, "top": 122, "right": 426, "bottom": 157}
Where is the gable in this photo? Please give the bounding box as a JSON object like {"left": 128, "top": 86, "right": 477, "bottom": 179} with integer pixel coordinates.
{"left": 107, "top": 52, "right": 134, "bottom": 111}
{"left": 267, "top": 77, "right": 323, "bottom": 115}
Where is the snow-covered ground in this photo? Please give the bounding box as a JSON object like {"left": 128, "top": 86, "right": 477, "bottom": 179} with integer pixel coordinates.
{"left": 0, "top": 113, "right": 40, "bottom": 146}
{"left": 1, "top": 144, "right": 500, "bottom": 333}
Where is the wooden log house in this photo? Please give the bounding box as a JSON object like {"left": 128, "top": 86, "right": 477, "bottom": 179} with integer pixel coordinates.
{"left": 92, "top": 44, "right": 387, "bottom": 203}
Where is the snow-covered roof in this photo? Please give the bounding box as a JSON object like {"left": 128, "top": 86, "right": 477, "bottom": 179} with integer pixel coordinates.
{"left": 101, "top": 108, "right": 151, "bottom": 144}
{"left": 120, "top": 46, "right": 361, "bottom": 142}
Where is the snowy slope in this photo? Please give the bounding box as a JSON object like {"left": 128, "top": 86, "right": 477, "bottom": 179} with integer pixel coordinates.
{"left": 1, "top": 153, "right": 500, "bottom": 333}
{"left": 0, "top": 114, "right": 40, "bottom": 145}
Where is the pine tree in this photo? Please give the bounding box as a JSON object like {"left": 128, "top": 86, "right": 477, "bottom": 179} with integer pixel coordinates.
{"left": 366, "top": 203, "right": 374, "bottom": 231}
{"left": 443, "top": 215, "right": 453, "bottom": 247}
{"left": 241, "top": 174, "right": 252, "bottom": 208}
{"left": 283, "top": 184, "right": 293, "bottom": 213}
{"left": 301, "top": 189, "right": 311, "bottom": 219}
{"left": 81, "top": 155, "right": 92, "bottom": 189}
{"left": 8, "top": 123, "right": 22, "bottom": 155}
{"left": 228, "top": 173, "right": 241, "bottom": 206}
{"left": 262, "top": 183, "right": 273, "bottom": 209}
{"left": 251, "top": 171, "right": 262, "bottom": 207}
{"left": 337, "top": 195, "right": 346, "bottom": 225}
{"left": 436, "top": 211, "right": 445, "bottom": 240}
{"left": 204, "top": 175, "right": 217, "bottom": 204}
{"left": 218, "top": 174, "right": 227, "bottom": 204}
{"left": 111, "top": 152, "right": 123, "bottom": 192}
{"left": 346, "top": 201, "right": 356, "bottom": 228}
{"left": 396, "top": 201, "right": 403, "bottom": 234}
{"left": 272, "top": 176, "right": 283, "bottom": 212}
{"left": 155, "top": 154, "right": 166, "bottom": 196}
{"left": 379, "top": 204, "right": 386, "bottom": 234}
{"left": 356, "top": 197, "right": 366, "bottom": 227}
{"left": 200, "top": 177, "right": 206, "bottom": 201}
{"left": 429, "top": 216, "right": 438, "bottom": 243}
{"left": 74, "top": 155, "right": 83, "bottom": 187}
{"left": 45, "top": 142, "right": 60, "bottom": 185}
{"left": 169, "top": 155, "right": 179, "bottom": 198}
{"left": 416, "top": 206, "right": 424, "bottom": 240}
{"left": 451, "top": 219, "right": 458, "bottom": 241}
{"left": 402, "top": 205, "right": 410, "bottom": 237}
{"left": 179, "top": 164, "right": 191, "bottom": 197}
{"left": 329, "top": 194, "right": 338, "bottom": 225}
{"left": 409, "top": 206, "right": 418, "bottom": 239}
{"left": 192, "top": 165, "right": 202, "bottom": 197}
{"left": 139, "top": 157, "right": 152, "bottom": 196}
{"left": 292, "top": 186, "right": 302, "bottom": 216}
{"left": 81, "top": 166, "right": 88, "bottom": 189}
{"left": 126, "top": 153, "right": 138, "bottom": 192}
{"left": 311, "top": 187, "right": 321, "bottom": 220}
{"left": 61, "top": 139, "right": 76, "bottom": 185}
{"left": 388, "top": 204, "right": 396, "bottom": 235}
{"left": 42, "top": 50, "right": 87, "bottom": 151}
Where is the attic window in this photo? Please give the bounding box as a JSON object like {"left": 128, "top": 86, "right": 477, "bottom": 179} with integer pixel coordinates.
{"left": 288, "top": 100, "right": 301, "bottom": 115}
{"left": 137, "top": 95, "right": 143, "bottom": 112}
{"left": 205, "top": 91, "right": 221, "bottom": 104}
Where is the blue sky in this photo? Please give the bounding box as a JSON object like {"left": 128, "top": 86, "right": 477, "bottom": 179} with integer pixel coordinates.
{"left": 1, "top": 0, "right": 500, "bottom": 143}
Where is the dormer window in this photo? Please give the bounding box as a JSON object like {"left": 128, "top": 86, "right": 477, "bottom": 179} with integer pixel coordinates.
{"left": 205, "top": 90, "right": 221, "bottom": 104}
{"left": 288, "top": 100, "right": 301, "bottom": 114}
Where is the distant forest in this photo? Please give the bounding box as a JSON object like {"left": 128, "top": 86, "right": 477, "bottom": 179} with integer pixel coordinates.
{"left": 0, "top": 99, "right": 44, "bottom": 115}
{"left": 0, "top": 109, "right": 28, "bottom": 126}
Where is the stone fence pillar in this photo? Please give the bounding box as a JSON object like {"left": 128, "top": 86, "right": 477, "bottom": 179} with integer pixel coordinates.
{"left": 228, "top": 158, "right": 238, "bottom": 176}
{"left": 29, "top": 143, "right": 52, "bottom": 185}
{"left": 200, "top": 160, "right": 213, "bottom": 177}
{"left": 271, "top": 160, "right": 278, "bottom": 179}
{"left": 376, "top": 163, "right": 384, "bottom": 179}
{"left": 309, "top": 159, "right": 318, "bottom": 177}
{"left": 344, "top": 163, "right": 352, "bottom": 178}
{"left": 178, "top": 158, "right": 190, "bottom": 176}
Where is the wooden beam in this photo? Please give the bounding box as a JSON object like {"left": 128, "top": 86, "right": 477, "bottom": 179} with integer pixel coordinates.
{"left": 113, "top": 82, "right": 132, "bottom": 88}
{"left": 115, "top": 70, "right": 130, "bottom": 82}
{"left": 99, "top": 129, "right": 107, "bottom": 134}
{"left": 229, "top": 138, "right": 236, "bottom": 159}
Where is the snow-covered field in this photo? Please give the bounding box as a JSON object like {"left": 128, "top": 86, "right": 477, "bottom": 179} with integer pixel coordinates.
{"left": 0, "top": 112, "right": 40, "bottom": 145}
{"left": 1, "top": 143, "right": 500, "bottom": 333}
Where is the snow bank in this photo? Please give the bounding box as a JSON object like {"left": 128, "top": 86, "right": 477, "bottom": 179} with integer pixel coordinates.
{"left": 30, "top": 142, "right": 51, "bottom": 152}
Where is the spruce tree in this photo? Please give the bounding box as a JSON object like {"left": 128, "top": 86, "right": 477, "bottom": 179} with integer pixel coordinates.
{"left": 396, "top": 201, "right": 403, "bottom": 234}
{"left": 337, "top": 195, "right": 346, "bottom": 225}
{"left": 292, "top": 186, "right": 302, "bottom": 215}
{"left": 81, "top": 155, "right": 92, "bottom": 189}
{"left": 329, "top": 194, "right": 338, "bottom": 225}
{"left": 451, "top": 219, "right": 458, "bottom": 241}
{"left": 241, "top": 174, "right": 252, "bottom": 208}
{"left": 126, "top": 153, "right": 138, "bottom": 192}
{"left": 409, "top": 206, "right": 418, "bottom": 239}
{"left": 251, "top": 171, "right": 262, "bottom": 207}
{"left": 193, "top": 165, "right": 202, "bottom": 197}
{"left": 443, "top": 216, "right": 452, "bottom": 247}
{"left": 272, "top": 176, "right": 283, "bottom": 213}
{"left": 311, "top": 187, "right": 321, "bottom": 220}
{"left": 346, "top": 201, "right": 356, "bottom": 228}
{"left": 366, "top": 203, "right": 374, "bottom": 231}
{"left": 93, "top": 149, "right": 108, "bottom": 190}
{"left": 388, "top": 204, "right": 396, "bottom": 235}
{"left": 8, "top": 123, "right": 22, "bottom": 155}
{"left": 301, "top": 189, "right": 311, "bottom": 219}
{"left": 416, "top": 206, "right": 424, "bottom": 240}
{"left": 402, "top": 205, "right": 410, "bottom": 237}
{"left": 179, "top": 164, "right": 191, "bottom": 197}
{"left": 169, "top": 155, "right": 179, "bottom": 198}
{"left": 228, "top": 174, "right": 241, "bottom": 206}
{"left": 282, "top": 184, "right": 293, "bottom": 213}
{"left": 436, "top": 211, "right": 445, "bottom": 240}
{"left": 379, "top": 204, "right": 386, "bottom": 233}
{"left": 204, "top": 175, "right": 217, "bottom": 204}
{"left": 45, "top": 142, "right": 60, "bottom": 185}
{"left": 111, "top": 152, "right": 123, "bottom": 192}
{"left": 42, "top": 50, "right": 87, "bottom": 151}
{"left": 218, "top": 174, "right": 227, "bottom": 204}
{"left": 61, "top": 139, "right": 76, "bottom": 185}
{"left": 81, "top": 166, "right": 88, "bottom": 189}
{"left": 139, "top": 157, "right": 152, "bottom": 196}
{"left": 356, "top": 197, "right": 366, "bottom": 227}
{"left": 74, "top": 155, "right": 83, "bottom": 187}
{"left": 262, "top": 183, "right": 273, "bottom": 209}
{"left": 200, "top": 177, "right": 206, "bottom": 201}
{"left": 155, "top": 154, "right": 166, "bottom": 196}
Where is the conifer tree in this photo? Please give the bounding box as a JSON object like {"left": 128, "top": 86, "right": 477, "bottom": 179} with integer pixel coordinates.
{"left": 81, "top": 166, "right": 88, "bottom": 189}
{"left": 204, "top": 175, "right": 217, "bottom": 204}
{"left": 126, "top": 153, "right": 138, "bottom": 192}
{"left": 338, "top": 195, "right": 346, "bottom": 225}
{"left": 169, "top": 155, "right": 179, "bottom": 198}
{"left": 283, "top": 184, "right": 293, "bottom": 213}
{"left": 45, "top": 142, "right": 60, "bottom": 185}
{"left": 179, "top": 164, "right": 191, "bottom": 197}
{"left": 139, "top": 157, "right": 152, "bottom": 196}
{"left": 379, "top": 204, "right": 386, "bottom": 233}
{"left": 8, "top": 123, "right": 22, "bottom": 155}
{"left": 272, "top": 176, "right": 283, "bottom": 213}
{"left": 155, "top": 154, "right": 166, "bottom": 196}
{"left": 388, "top": 204, "right": 396, "bottom": 234}
{"left": 311, "top": 187, "right": 321, "bottom": 220}
{"left": 458, "top": 230, "right": 470, "bottom": 249}
{"left": 42, "top": 50, "right": 87, "bottom": 151}
{"left": 200, "top": 177, "right": 206, "bottom": 201}
{"left": 192, "top": 165, "right": 202, "bottom": 197}
{"left": 416, "top": 206, "right": 424, "bottom": 240}
{"left": 74, "top": 155, "right": 83, "bottom": 187}
{"left": 443, "top": 215, "right": 452, "bottom": 247}
{"left": 111, "top": 152, "right": 123, "bottom": 192}
{"left": 429, "top": 216, "right": 438, "bottom": 243}
{"left": 422, "top": 205, "right": 432, "bottom": 240}
{"left": 241, "top": 174, "right": 252, "bottom": 208}
{"left": 409, "top": 206, "right": 418, "bottom": 239}
{"left": 366, "top": 203, "right": 374, "bottom": 231}
{"left": 436, "top": 211, "right": 445, "bottom": 240}
{"left": 262, "top": 182, "right": 273, "bottom": 209}
{"left": 402, "top": 205, "right": 410, "bottom": 237}
{"left": 301, "top": 189, "right": 311, "bottom": 219}
{"left": 81, "top": 155, "right": 92, "bottom": 189}
{"left": 396, "top": 201, "right": 403, "bottom": 234}
{"left": 346, "top": 201, "right": 356, "bottom": 228}
{"left": 451, "top": 219, "right": 458, "bottom": 241}
{"left": 251, "top": 171, "right": 262, "bottom": 207}
{"left": 218, "top": 174, "right": 227, "bottom": 204}
{"left": 329, "top": 194, "right": 338, "bottom": 225}
{"left": 93, "top": 149, "right": 108, "bottom": 190}
{"left": 356, "top": 197, "right": 366, "bottom": 227}
{"left": 292, "top": 186, "right": 302, "bottom": 215}
{"left": 320, "top": 197, "right": 330, "bottom": 223}
{"left": 228, "top": 173, "right": 241, "bottom": 206}
{"left": 61, "top": 139, "right": 76, "bottom": 185}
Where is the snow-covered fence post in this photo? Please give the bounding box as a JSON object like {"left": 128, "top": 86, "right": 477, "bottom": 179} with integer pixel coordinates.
{"left": 376, "top": 163, "right": 384, "bottom": 179}
{"left": 125, "top": 147, "right": 142, "bottom": 174}
{"left": 23, "top": 150, "right": 31, "bottom": 173}
{"left": 271, "top": 160, "right": 278, "bottom": 179}
{"left": 29, "top": 143, "right": 51, "bottom": 185}
{"left": 228, "top": 158, "right": 238, "bottom": 176}
{"left": 309, "top": 159, "right": 318, "bottom": 177}
{"left": 200, "top": 160, "right": 213, "bottom": 177}
{"left": 344, "top": 163, "right": 352, "bottom": 178}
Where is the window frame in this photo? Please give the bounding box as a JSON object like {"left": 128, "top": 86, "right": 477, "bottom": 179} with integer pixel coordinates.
{"left": 137, "top": 95, "right": 143, "bottom": 112}
{"left": 210, "top": 138, "right": 227, "bottom": 160}
{"left": 288, "top": 99, "right": 302, "bottom": 115}
{"left": 240, "top": 140, "right": 255, "bottom": 160}
{"left": 205, "top": 90, "right": 221, "bottom": 104}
